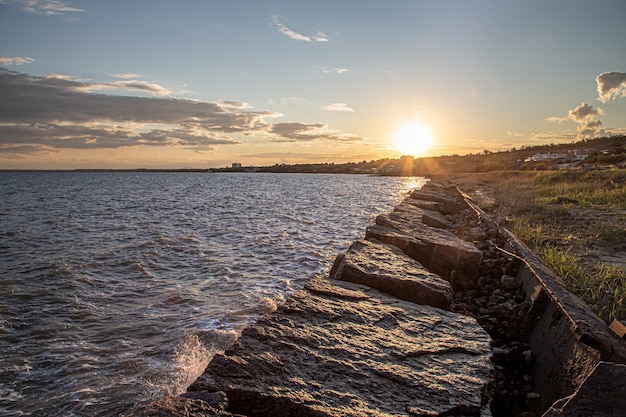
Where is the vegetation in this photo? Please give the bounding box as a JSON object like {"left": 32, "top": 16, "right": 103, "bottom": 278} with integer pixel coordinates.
{"left": 212, "top": 134, "right": 626, "bottom": 176}
{"left": 462, "top": 168, "right": 626, "bottom": 324}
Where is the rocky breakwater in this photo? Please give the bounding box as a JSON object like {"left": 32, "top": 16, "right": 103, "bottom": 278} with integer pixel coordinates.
{"left": 129, "top": 182, "right": 494, "bottom": 417}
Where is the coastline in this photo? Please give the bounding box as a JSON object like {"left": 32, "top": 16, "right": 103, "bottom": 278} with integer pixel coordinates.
{"left": 129, "top": 180, "right": 626, "bottom": 417}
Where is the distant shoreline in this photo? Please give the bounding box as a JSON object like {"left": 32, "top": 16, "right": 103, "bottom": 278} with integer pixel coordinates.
{"left": 2, "top": 134, "right": 624, "bottom": 175}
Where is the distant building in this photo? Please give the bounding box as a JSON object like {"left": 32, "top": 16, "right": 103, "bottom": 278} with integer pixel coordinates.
{"left": 232, "top": 162, "right": 242, "bottom": 168}
{"left": 524, "top": 150, "right": 588, "bottom": 163}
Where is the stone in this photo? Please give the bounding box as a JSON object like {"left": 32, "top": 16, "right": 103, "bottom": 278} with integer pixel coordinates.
{"left": 470, "top": 226, "right": 489, "bottom": 241}
{"left": 409, "top": 186, "right": 465, "bottom": 215}
{"left": 543, "top": 362, "right": 626, "bottom": 416}
{"left": 365, "top": 221, "right": 482, "bottom": 291}
{"left": 400, "top": 199, "right": 454, "bottom": 229}
{"left": 180, "top": 391, "right": 228, "bottom": 410}
{"left": 329, "top": 239, "right": 453, "bottom": 309}
{"left": 128, "top": 396, "right": 237, "bottom": 417}
{"left": 500, "top": 274, "right": 520, "bottom": 290}
{"left": 190, "top": 275, "right": 493, "bottom": 417}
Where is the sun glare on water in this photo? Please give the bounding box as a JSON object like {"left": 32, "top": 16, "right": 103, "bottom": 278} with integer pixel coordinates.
{"left": 392, "top": 120, "right": 434, "bottom": 156}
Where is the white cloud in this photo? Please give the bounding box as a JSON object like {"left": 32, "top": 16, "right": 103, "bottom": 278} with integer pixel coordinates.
{"left": 597, "top": 72, "right": 626, "bottom": 103}
{"left": 547, "top": 102, "right": 604, "bottom": 139}
{"left": 545, "top": 116, "right": 568, "bottom": 123}
{"left": 111, "top": 73, "right": 143, "bottom": 79}
{"left": 267, "top": 97, "right": 306, "bottom": 106}
{"left": 272, "top": 15, "right": 328, "bottom": 43}
{"left": 4, "top": 0, "right": 85, "bottom": 16}
{"left": 313, "top": 32, "right": 328, "bottom": 42}
{"left": 322, "top": 103, "right": 355, "bottom": 112}
{"left": 0, "top": 56, "right": 35, "bottom": 66}
{"left": 323, "top": 67, "right": 348, "bottom": 74}
{"left": 79, "top": 80, "right": 173, "bottom": 96}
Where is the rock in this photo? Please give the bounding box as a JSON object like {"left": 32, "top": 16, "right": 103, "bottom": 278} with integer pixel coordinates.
{"left": 500, "top": 274, "right": 520, "bottom": 290}
{"left": 365, "top": 222, "right": 482, "bottom": 291}
{"left": 329, "top": 239, "right": 453, "bottom": 309}
{"left": 191, "top": 275, "right": 493, "bottom": 417}
{"left": 128, "top": 396, "right": 237, "bottom": 417}
{"left": 403, "top": 198, "right": 442, "bottom": 213}
{"left": 400, "top": 199, "right": 454, "bottom": 229}
{"left": 409, "top": 187, "right": 465, "bottom": 215}
{"left": 470, "top": 226, "right": 489, "bottom": 241}
{"left": 543, "top": 362, "right": 626, "bottom": 416}
{"left": 180, "top": 391, "right": 228, "bottom": 410}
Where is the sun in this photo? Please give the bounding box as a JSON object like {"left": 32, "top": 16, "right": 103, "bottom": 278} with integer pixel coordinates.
{"left": 392, "top": 121, "right": 434, "bottom": 156}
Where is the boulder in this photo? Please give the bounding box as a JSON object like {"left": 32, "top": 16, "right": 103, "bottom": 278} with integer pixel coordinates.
{"left": 366, "top": 210, "right": 482, "bottom": 290}
{"left": 329, "top": 239, "right": 453, "bottom": 309}
{"left": 397, "top": 200, "right": 454, "bottom": 229}
{"left": 189, "top": 276, "right": 493, "bottom": 417}
{"left": 409, "top": 186, "right": 465, "bottom": 215}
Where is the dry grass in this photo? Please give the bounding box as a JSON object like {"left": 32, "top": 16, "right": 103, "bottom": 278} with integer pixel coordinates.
{"left": 455, "top": 169, "right": 626, "bottom": 323}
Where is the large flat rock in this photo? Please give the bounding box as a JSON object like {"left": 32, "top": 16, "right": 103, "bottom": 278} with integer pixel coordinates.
{"left": 366, "top": 204, "right": 482, "bottom": 290}
{"left": 189, "top": 275, "right": 493, "bottom": 417}
{"left": 329, "top": 238, "right": 453, "bottom": 310}
{"left": 409, "top": 183, "right": 466, "bottom": 215}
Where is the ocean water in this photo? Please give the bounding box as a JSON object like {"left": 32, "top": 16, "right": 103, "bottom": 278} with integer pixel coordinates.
{"left": 0, "top": 171, "right": 425, "bottom": 416}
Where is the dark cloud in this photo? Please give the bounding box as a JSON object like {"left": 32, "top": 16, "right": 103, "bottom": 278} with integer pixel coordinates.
{"left": 597, "top": 72, "right": 626, "bottom": 103}
{"left": 0, "top": 69, "right": 265, "bottom": 152}
{"left": 269, "top": 122, "right": 362, "bottom": 142}
{"left": 568, "top": 102, "right": 600, "bottom": 122}
{"left": 0, "top": 69, "right": 360, "bottom": 155}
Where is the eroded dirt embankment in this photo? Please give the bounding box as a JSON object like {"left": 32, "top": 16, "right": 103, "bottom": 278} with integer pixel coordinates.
{"left": 130, "top": 181, "right": 626, "bottom": 417}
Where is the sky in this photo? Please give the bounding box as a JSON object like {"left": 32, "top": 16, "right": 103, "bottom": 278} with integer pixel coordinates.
{"left": 1, "top": 0, "right": 626, "bottom": 169}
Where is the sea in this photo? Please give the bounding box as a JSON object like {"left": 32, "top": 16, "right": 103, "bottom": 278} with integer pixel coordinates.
{"left": 0, "top": 171, "right": 426, "bottom": 416}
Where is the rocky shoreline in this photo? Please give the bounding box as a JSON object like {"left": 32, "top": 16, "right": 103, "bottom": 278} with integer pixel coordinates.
{"left": 130, "top": 181, "right": 626, "bottom": 417}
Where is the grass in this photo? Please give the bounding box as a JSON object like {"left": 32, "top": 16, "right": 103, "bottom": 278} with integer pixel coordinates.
{"left": 470, "top": 168, "right": 626, "bottom": 323}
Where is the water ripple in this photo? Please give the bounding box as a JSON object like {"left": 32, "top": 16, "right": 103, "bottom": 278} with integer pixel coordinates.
{"left": 0, "top": 171, "right": 424, "bottom": 416}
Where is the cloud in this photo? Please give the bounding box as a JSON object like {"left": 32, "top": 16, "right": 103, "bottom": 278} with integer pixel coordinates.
{"left": 597, "top": 72, "right": 626, "bottom": 103}
{"left": 269, "top": 122, "right": 361, "bottom": 142}
{"left": 0, "top": 68, "right": 359, "bottom": 155}
{"left": 79, "top": 80, "right": 173, "bottom": 96}
{"left": 313, "top": 32, "right": 328, "bottom": 42}
{"left": 111, "top": 72, "right": 143, "bottom": 79}
{"left": 3, "top": 0, "right": 85, "bottom": 16}
{"left": 547, "top": 102, "right": 604, "bottom": 139}
{"left": 272, "top": 16, "right": 328, "bottom": 43}
{"left": 322, "top": 103, "right": 355, "bottom": 112}
{"left": 267, "top": 97, "right": 306, "bottom": 106}
{"left": 568, "top": 102, "right": 602, "bottom": 121}
{"left": 323, "top": 67, "right": 348, "bottom": 74}
{"left": 545, "top": 116, "right": 568, "bottom": 123}
{"left": 0, "top": 56, "right": 35, "bottom": 66}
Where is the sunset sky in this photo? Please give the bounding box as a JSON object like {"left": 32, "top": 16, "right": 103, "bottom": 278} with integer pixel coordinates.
{"left": 1, "top": 0, "right": 626, "bottom": 169}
